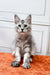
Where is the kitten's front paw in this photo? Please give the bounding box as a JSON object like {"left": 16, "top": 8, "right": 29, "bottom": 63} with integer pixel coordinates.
{"left": 22, "top": 63, "right": 31, "bottom": 69}
{"left": 11, "top": 61, "right": 20, "bottom": 67}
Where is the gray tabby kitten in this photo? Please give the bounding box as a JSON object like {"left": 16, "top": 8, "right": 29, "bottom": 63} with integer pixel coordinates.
{"left": 11, "top": 14, "right": 36, "bottom": 69}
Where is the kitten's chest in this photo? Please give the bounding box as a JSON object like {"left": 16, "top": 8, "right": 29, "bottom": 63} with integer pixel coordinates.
{"left": 16, "top": 38, "right": 25, "bottom": 49}
{"left": 21, "top": 40, "right": 24, "bottom": 50}
{"left": 16, "top": 36, "right": 31, "bottom": 50}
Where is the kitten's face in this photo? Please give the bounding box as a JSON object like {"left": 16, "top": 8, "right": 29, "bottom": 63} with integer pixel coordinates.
{"left": 14, "top": 14, "right": 31, "bottom": 35}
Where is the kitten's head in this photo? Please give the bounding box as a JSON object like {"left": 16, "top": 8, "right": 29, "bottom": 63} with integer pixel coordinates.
{"left": 14, "top": 14, "right": 31, "bottom": 35}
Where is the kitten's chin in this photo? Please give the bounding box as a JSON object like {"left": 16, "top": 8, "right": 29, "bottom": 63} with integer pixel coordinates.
{"left": 20, "top": 32, "right": 25, "bottom": 35}
{"left": 19, "top": 32, "right": 27, "bottom": 36}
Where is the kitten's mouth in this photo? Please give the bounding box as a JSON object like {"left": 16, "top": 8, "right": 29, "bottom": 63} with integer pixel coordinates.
{"left": 20, "top": 31, "right": 25, "bottom": 34}
{"left": 21, "top": 31, "right": 24, "bottom": 33}
{"left": 17, "top": 30, "right": 25, "bottom": 34}
{"left": 21, "top": 30, "right": 24, "bottom": 33}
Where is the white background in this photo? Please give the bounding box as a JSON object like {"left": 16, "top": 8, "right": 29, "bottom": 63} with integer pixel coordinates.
{"left": 0, "top": 0, "right": 50, "bottom": 55}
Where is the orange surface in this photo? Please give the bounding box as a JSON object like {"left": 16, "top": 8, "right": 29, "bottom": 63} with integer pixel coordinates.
{"left": 0, "top": 53, "right": 50, "bottom": 75}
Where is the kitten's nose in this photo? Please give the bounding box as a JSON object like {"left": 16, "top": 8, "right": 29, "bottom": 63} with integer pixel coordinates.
{"left": 21, "top": 29, "right": 24, "bottom": 32}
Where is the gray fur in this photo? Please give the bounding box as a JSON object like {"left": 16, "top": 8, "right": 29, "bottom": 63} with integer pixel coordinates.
{"left": 21, "top": 20, "right": 24, "bottom": 24}
{"left": 11, "top": 14, "right": 36, "bottom": 69}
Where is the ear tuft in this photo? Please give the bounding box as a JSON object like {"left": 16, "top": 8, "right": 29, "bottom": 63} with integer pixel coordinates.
{"left": 14, "top": 14, "right": 20, "bottom": 24}
{"left": 25, "top": 14, "right": 31, "bottom": 24}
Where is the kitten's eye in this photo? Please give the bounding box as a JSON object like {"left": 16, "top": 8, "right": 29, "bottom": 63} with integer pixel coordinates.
{"left": 18, "top": 25, "right": 21, "bottom": 27}
{"left": 24, "top": 25, "right": 27, "bottom": 27}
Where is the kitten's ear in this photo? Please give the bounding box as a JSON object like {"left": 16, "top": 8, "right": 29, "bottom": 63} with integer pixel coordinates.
{"left": 14, "top": 14, "right": 20, "bottom": 24}
{"left": 25, "top": 14, "right": 31, "bottom": 24}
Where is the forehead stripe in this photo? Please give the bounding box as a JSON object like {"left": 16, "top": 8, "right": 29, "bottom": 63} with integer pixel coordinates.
{"left": 21, "top": 20, "right": 24, "bottom": 24}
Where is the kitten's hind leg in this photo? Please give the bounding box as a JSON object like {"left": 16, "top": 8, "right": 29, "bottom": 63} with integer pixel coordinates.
{"left": 30, "top": 56, "right": 33, "bottom": 62}
{"left": 30, "top": 58, "right": 32, "bottom": 62}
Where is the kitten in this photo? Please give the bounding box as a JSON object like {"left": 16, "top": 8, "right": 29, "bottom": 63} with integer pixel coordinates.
{"left": 11, "top": 14, "right": 36, "bottom": 69}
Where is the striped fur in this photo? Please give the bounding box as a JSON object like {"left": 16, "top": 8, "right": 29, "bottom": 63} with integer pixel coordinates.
{"left": 11, "top": 14, "right": 36, "bottom": 69}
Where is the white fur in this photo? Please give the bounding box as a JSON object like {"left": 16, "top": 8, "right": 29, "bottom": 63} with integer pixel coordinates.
{"left": 23, "top": 52, "right": 30, "bottom": 63}
{"left": 15, "top": 47, "right": 21, "bottom": 62}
